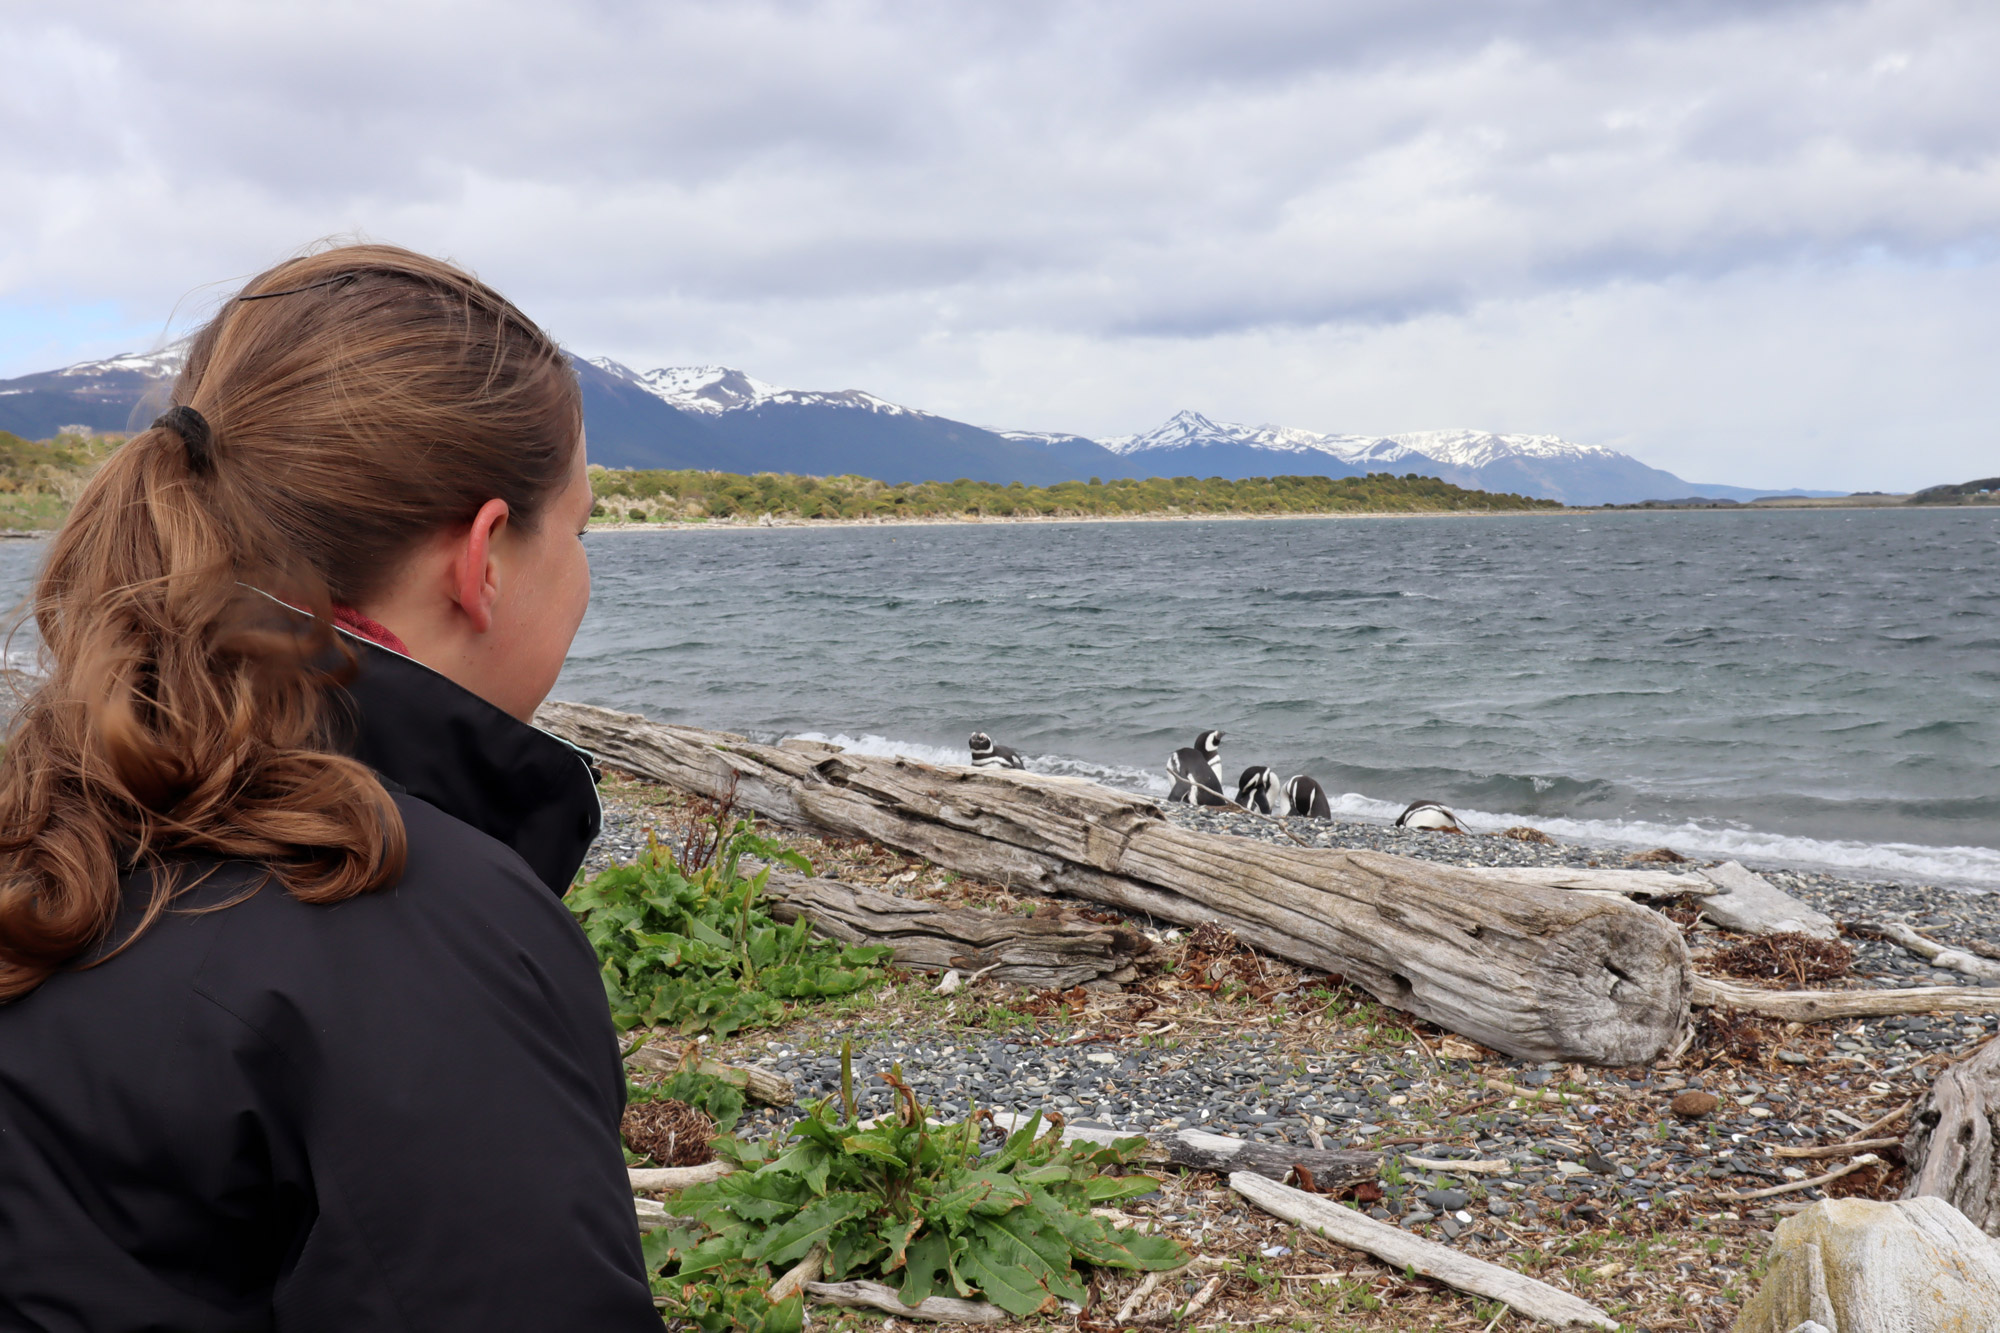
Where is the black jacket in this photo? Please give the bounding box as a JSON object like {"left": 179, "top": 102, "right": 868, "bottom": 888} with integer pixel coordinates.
{"left": 0, "top": 639, "right": 661, "bottom": 1331}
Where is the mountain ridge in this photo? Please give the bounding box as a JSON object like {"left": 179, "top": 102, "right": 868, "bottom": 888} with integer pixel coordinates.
{"left": 0, "top": 350, "right": 1836, "bottom": 504}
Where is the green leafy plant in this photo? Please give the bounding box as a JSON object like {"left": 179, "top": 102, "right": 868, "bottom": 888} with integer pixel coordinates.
{"left": 629, "top": 1067, "right": 747, "bottom": 1136}
{"left": 647, "top": 1044, "right": 1186, "bottom": 1324}
{"left": 569, "top": 820, "right": 891, "bottom": 1038}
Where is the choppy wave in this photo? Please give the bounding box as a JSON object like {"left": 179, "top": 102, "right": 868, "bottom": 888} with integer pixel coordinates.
{"left": 793, "top": 731, "right": 2000, "bottom": 889}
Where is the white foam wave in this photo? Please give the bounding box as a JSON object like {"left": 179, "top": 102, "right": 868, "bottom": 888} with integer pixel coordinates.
{"left": 1326, "top": 791, "right": 1999, "bottom": 889}
{"left": 787, "top": 732, "right": 1172, "bottom": 795}
{"left": 789, "top": 731, "right": 2000, "bottom": 890}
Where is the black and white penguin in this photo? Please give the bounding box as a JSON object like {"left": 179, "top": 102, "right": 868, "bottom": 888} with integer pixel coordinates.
{"left": 1166, "top": 729, "right": 1226, "bottom": 805}
{"left": 1235, "top": 765, "right": 1276, "bottom": 814}
{"left": 967, "top": 732, "right": 1026, "bottom": 769}
{"left": 1283, "top": 774, "right": 1333, "bottom": 819}
{"left": 1394, "top": 800, "right": 1461, "bottom": 831}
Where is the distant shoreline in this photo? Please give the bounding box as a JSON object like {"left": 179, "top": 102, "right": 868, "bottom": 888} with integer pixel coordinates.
{"left": 583, "top": 507, "right": 1588, "bottom": 534}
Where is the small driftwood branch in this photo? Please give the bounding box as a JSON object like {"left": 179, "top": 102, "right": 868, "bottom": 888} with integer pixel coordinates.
{"left": 1853, "top": 1099, "right": 1913, "bottom": 1140}
{"left": 536, "top": 700, "right": 1691, "bottom": 1067}
{"left": 1773, "top": 1137, "right": 1901, "bottom": 1160}
{"left": 986, "top": 1112, "right": 1380, "bottom": 1186}
{"left": 1180, "top": 1274, "right": 1226, "bottom": 1319}
{"left": 1230, "top": 1172, "right": 1618, "bottom": 1331}
{"left": 802, "top": 1280, "right": 1005, "bottom": 1323}
{"left": 1114, "top": 1269, "right": 1176, "bottom": 1323}
{"left": 629, "top": 1161, "right": 732, "bottom": 1192}
{"left": 1691, "top": 974, "right": 2000, "bottom": 1020}
{"left": 1406, "top": 1154, "right": 1512, "bottom": 1175}
{"left": 1866, "top": 921, "right": 2000, "bottom": 984}
{"left": 757, "top": 865, "right": 1148, "bottom": 990}
{"left": 1717, "top": 1154, "right": 1883, "bottom": 1201}
{"left": 767, "top": 1244, "right": 825, "bottom": 1302}
{"left": 633, "top": 1197, "right": 675, "bottom": 1232}
{"left": 1483, "top": 1078, "right": 1586, "bottom": 1104}
{"left": 624, "top": 1048, "right": 794, "bottom": 1106}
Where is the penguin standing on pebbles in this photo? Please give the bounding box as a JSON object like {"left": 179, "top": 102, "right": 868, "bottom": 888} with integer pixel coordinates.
{"left": 967, "top": 732, "right": 1026, "bottom": 769}
{"left": 1235, "top": 766, "right": 1277, "bottom": 814}
{"left": 1167, "top": 730, "right": 1226, "bottom": 805}
{"left": 1395, "top": 800, "right": 1461, "bottom": 831}
{"left": 1283, "top": 774, "right": 1333, "bottom": 819}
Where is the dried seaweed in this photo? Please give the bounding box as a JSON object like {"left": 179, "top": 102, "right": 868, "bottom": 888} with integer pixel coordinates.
{"left": 622, "top": 1098, "right": 717, "bottom": 1166}
{"left": 1709, "top": 931, "right": 1855, "bottom": 985}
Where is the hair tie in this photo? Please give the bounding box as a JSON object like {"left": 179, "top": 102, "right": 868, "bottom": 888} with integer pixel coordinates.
{"left": 152, "top": 405, "right": 214, "bottom": 475}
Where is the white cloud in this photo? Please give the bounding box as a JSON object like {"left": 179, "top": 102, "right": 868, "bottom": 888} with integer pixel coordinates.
{"left": 3, "top": 0, "right": 1997, "bottom": 487}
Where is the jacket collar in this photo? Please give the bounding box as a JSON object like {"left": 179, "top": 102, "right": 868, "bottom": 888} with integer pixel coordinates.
{"left": 330, "top": 634, "right": 602, "bottom": 896}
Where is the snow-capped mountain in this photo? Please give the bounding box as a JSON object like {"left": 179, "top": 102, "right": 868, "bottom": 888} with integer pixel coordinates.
{"left": 0, "top": 348, "right": 184, "bottom": 439}
{"left": 3, "top": 349, "right": 1832, "bottom": 502}
{"left": 572, "top": 357, "right": 1132, "bottom": 484}
{"left": 1078, "top": 410, "right": 1827, "bottom": 505}
{"left": 584, "top": 359, "right": 917, "bottom": 419}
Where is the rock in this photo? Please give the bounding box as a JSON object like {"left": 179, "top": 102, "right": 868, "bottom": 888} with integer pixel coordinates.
{"left": 1733, "top": 1196, "right": 2000, "bottom": 1333}
{"left": 1421, "top": 1188, "right": 1470, "bottom": 1212}
{"left": 1698, "top": 860, "right": 1839, "bottom": 941}
{"left": 1672, "top": 1090, "right": 1720, "bottom": 1119}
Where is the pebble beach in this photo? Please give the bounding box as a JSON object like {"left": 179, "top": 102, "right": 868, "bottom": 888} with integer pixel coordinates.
{"left": 590, "top": 769, "right": 2000, "bottom": 1328}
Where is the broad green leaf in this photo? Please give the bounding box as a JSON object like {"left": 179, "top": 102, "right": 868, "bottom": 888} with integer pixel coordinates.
{"left": 744, "top": 1191, "right": 874, "bottom": 1267}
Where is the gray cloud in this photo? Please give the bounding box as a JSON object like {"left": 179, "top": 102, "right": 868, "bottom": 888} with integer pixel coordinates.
{"left": 3, "top": 0, "right": 1997, "bottom": 487}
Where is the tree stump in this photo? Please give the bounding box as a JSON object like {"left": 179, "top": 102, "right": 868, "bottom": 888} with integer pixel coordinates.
{"left": 1905, "top": 1035, "right": 2000, "bottom": 1233}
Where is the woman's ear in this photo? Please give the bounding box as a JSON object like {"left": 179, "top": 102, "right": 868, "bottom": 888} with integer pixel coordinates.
{"left": 451, "top": 498, "right": 512, "bottom": 633}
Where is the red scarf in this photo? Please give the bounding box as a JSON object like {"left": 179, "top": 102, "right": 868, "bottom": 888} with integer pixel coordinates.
{"left": 331, "top": 604, "right": 411, "bottom": 657}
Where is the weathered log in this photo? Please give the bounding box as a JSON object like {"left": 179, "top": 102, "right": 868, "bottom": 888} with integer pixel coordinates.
{"left": 802, "top": 1280, "right": 1005, "bottom": 1323}
{"left": 987, "top": 1111, "right": 1380, "bottom": 1186}
{"left": 1904, "top": 1035, "right": 2000, "bottom": 1234}
{"left": 1692, "top": 974, "right": 2000, "bottom": 1020}
{"left": 623, "top": 1048, "right": 794, "bottom": 1106}
{"left": 755, "top": 865, "right": 1149, "bottom": 989}
{"left": 538, "top": 701, "right": 1690, "bottom": 1067}
{"left": 1455, "top": 866, "right": 1716, "bottom": 897}
{"left": 1230, "top": 1172, "right": 1618, "bottom": 1330}
{"left": 1696, "top": 860, "right": 1838, "bottom": 940}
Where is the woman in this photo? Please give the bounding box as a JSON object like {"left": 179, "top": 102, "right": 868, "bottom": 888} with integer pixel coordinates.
{"left": 0, "top": 246, "right": 662, "bottom": 1329}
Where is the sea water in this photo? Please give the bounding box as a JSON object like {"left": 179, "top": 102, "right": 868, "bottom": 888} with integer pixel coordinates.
{"left": 3, "top": 507, "right": 1995, "bottom": 887}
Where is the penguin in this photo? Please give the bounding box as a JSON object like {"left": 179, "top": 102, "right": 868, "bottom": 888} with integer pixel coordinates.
{"left": 1166, "top": 729, "right": 1226, "bottom": 805}
{"left": 1395, "top": 800, "right": 1461, "bottom": 831}
{"left": 967, "top": 732, "right": 1026, "bottom": 769}
{"left": 1235, "top": 765, "right": 1276, "bottom": 815}
{"left": 1283, "top": 774, "right": 1333, "bottom": 819}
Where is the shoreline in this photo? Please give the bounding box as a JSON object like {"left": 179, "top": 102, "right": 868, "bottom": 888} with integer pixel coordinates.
{"left": 584, "top": 507, "right": 1592, "bottom": 534}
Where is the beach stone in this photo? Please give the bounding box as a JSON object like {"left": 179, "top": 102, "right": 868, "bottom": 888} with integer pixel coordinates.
{"left": 1673, "top": 1090, "right": 1720, "bottom": 1119}
{"left": 1421, "top": 1188, "right": 1470, "bottom": 1212}
{"left": 1733, "top": 1196, "right": 2000, "bottom": 1333}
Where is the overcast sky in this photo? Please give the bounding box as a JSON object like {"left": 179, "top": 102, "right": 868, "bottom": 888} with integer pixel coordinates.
{"left": 4, "top": 1, "right": 1996, "bottom": 490}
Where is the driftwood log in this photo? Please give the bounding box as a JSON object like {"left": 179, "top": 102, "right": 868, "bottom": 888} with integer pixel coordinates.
{"left": 541, "top": 701, "right": 1689, "bottom": 1066}
{"left": 802, "top": 1280, "right": 1005, "bottom": 1323}
{"left": 755, "top": 865, "right": 1150, "bottom": 990}
{"left": 1904, "top": 1035, "right": 2000, "bottom": 1234}
{"left": 1231, "top": 1172, "right": 1619, "bottom": 1331}
{"left": 623, "top": 1049, "right": 794, "bottom": 1106}
{"left": 1696, "top": 860, "right": 1839, "bottom": 940}
{"left": 1867, "top": 921, "right": 2000, "bottom": 985}
{"left": 987, "top": 1112, "right": 1380, "bottom": 1187}
{"left": 1692, "top": 974, "right": 2000, "bottom": 1021}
